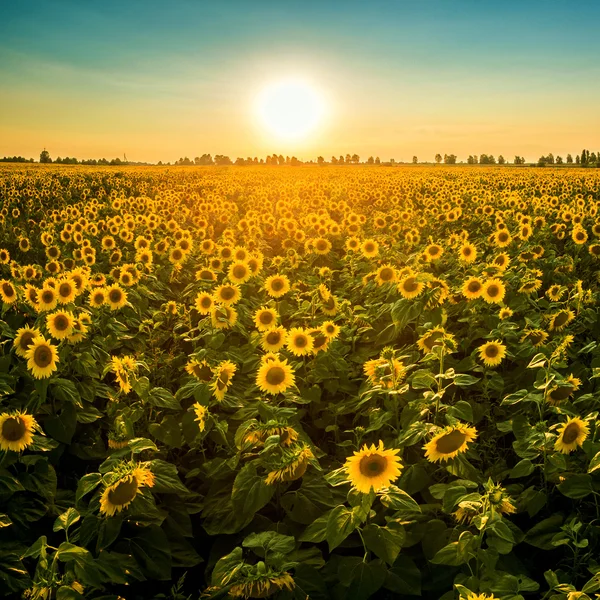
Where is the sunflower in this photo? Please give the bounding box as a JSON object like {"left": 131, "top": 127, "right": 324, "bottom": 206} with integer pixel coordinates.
{"left": 89, "top": 287, "right": 107, "bottom": 308}
{"left": 229, "top": 572, "right": 295, "bottom": 598}
{"left": 478, "top": 340, "right": 507, "bottom": 367}
{"left": 226, "top": 261, "right": 251, "bottom": 284}
{"left": 309, "top": 329, "right": 330, "bottom": 354}
{"left": 185, "top": 359, "right": 213, "bottom": 382}
{"left": 467, "top": 594, "right": 499, "bottom": 600}
{"left": 210, "top": 305, "right": 238, "bottom": 329}
{"left": 322, "top": 320, "right": 340, "bottom": 340}
{"left": 25, "top": 336, "right": 59, "bottom": 379}
{"left": 211, "top": 360, "right": 237, "bottom": 401}
{"left": 424, "top": 424, "right": 478, "bottom": 463}
{"left": 554, "top": 417, "right": 589, "bottom": 454}
{"left": 549, "top": 309, "right": 575, "bottom": 331}
{"left": 572, "top": 227, "right": 588, "bottom": 244}
{"left": 46, "top": 310, "right": 75, "bottom": 340}
{"left": 546, "top": 374, "right": 581, "bottom": 404}
{"left": 265, "top": 445, "right": 314, "bottom": 485}
{"left": 481, "top": 278, "right": 506, "bottom": 304}
{"left": 462, "top": 277, "right": 483, "bottom": 300}
{"left": 254, "top": 306, "right": 279, "bottom": 331}
{"left": 518, "top": 279, "right": 542, "bottom": 295}
{"left": 192, "top": 403, "right": 208, "bottom": 432}
{"left": 397, "top": 274, "right": 424, "bottom": 299}
{"left": 256, "top": 358, "right": 296, "bottom": 394}
{"left": 417, "top": 327, "right": 456, "bottom": 354}
{"left": 375, "top": 265, "right": 396, "bottom": 286}
{"left": 361, "top": 239, "right": 379, "bottom": 258}
{"left": 499, "top": 307, "right": 513, "bottom": 320}
{"left": 195, "top": 268, "right": 217, "bottom": 282}
{"left": 99, "top": 466, "right": 155, "bottom": 517}
{"left": 320, "top": 293, "right": 338, "bottom": 316}
{"left": 494, "top": 229, "right": 512, "bottom": 247}
{"left": 491, "top": 253, "right": 510, "bottom": 271}
{"left": 56, "top": 278, "right": 76, "bottom": 304}
{"left": 286, "top": 327, "right": 314, "bottom": 356}
{"left": 0, "top": 412, "right": 38, "bottom": 452}
{"left": 423, "top": 243, "right": 443, "bottom": 262}
{"left": 520, "top": 328, "right": 548, "bottom": 347}
{"left": 260, "top": 326, "right": 287, "bottom": 352}
{"left": 14, "top": 326, "right": 42, "bottom": 358}
{"left": 264, "top": 274, "right": 291, "bottom": 298}
{"left": 459, "top": 242, "right": 477, "bottom": 263}
{"left": 105, "top": 284, "right": 127, "bottom": 311}
{"left": 0, "top": 280, "right": 18, "bottom": 304}
{"left": 313, "top": 237, "right": 332, "bottom": 255}
{"left": 214, "top": 283, "right": 241, "bottom": 306}
{"left": 364, "top": 357, "right": 406, "bottom": 389}
{"left": 195, "top": 292, "right": 215, "bottom": 315}
{"left": 345, "top": 440, "right": 402, "bottom": 493}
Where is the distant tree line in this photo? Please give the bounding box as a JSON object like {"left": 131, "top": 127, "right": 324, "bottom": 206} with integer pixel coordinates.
{"left": 0, "top": 156, "right": 35, "bottom": 163}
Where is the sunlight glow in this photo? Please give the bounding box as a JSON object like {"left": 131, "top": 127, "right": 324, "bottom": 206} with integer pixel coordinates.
{"left": 255, "top": 79, "right": 325, "bottom": 142}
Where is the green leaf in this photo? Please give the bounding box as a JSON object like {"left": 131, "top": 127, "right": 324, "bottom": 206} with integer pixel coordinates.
{"left": 231, "top": 464, "right": 274, "bottom": 517}
{"left": 558, "top": 474, "right": 594, "bottom": 499}
{"left": 211, "top": 547, "right": 244, "bottom": 586}
{"left": 347, "top": 559, "right": 387, "bottom": 600}
{"left": 149, "top": 416, "right": 182, "bottom": 447}
{"left": 447, "top": 400, "right": 473, "bottom": 422}
{"left": 149, "top": 460, "right": 189, "bottom": 494}
{"left": 56, "top": 542, "right": 90, "bottom": 564}
{"left": 44, "top": 402, "right": 77, "bottom": 444}
{"left": 50, "top": 378, "right": 81, "bottom": 404}
{"left": 410, "top": 370, "right": 437, "bottom": 390}
{"left": 430, "top": 532, "right": 476, "bottom": 566}
{"left": 384, "top": 555, "right": 421, "bottom": 596}
{"left": 527, "top": 353, "right": 547, "bottom": 369}
{"left": 326, "top": 505, "right": 360, "bottom": 551}
{"left": 129, "top": 525, "right": 172, "bottom": 581}
{"left": 589, "top": 451, "right": 600, "bottom": 473}
{"left": 0, "top": 553, "right": 31, "bottom": 593}
{"left": 298, "top": 511, "right": 331, "bottom": 543}
{"left": 362, "top": 523, "right": 405, "bottom": 566}
{"left": 524, "top": 515, "right": 564, "bottom": 550}
{"left": 53, "top": 508, "right": 80, "bottom": 533}
{"left": 0, "top": 513, "right": 12, "bottom": 528}
{"left": 453, "top": 374, "right": 480, "bottom": 387}
{"left": 379, "top": 485, "right": 422, "bottom": 515}
{"left": 243, "top": 531, "right": 295, "bottom": 557}
{"left": 76, "top": 473, "right": 103, "bottom": 503}
{"left": 509, "top": 459, "right": 535, "bottom": 478}
{"left": 148, "top": 387, "right": 180, "bottom": 410}
{"left": 127, "top": 437, "right": 158, "bottom": 454}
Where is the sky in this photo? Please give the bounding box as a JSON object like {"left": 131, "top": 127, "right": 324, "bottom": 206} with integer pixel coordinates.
{"left": 1, "top": 0, "right": 600, "bottom": 163}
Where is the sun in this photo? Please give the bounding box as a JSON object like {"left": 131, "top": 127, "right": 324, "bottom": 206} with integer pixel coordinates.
{"left": 255, "top": 79, "right": 325, "bottom": 142}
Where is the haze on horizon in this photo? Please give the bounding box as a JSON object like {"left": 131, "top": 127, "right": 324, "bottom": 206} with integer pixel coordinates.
{"left": 1, "top": 0, "right": 599, "bottom": 164}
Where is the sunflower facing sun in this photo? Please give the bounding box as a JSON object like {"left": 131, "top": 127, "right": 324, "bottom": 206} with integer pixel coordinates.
{"left": 344, "top": 440, "right": 403, "bottom": 493}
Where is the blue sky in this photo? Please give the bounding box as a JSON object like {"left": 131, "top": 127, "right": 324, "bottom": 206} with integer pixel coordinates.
{"left": 1, "top": 0, "right": 599, "bottom": 162}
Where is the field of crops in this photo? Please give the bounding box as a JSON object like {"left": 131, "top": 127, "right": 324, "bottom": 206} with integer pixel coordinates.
{"left": 2, "top": 164, "right": 600, "bottom": 600}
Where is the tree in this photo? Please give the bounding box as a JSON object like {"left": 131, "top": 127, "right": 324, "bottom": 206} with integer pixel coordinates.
{"left": 581, "top": 149, "right": 588, "bottom": 165}
{"left": 351, "top": 154, "right": 360, "bottom": 164}
{"left": 331, "top": 156, "right": 338, "bottom": 165}
{"left": 412, "top": 156, "right": 418, "bottom": 164}
{"left": 214, "top": 155, "right": 232, "bottom": 166}
{"left": 576, "top": 155, "right": 580, "bottom": 164}
{"left": 546, "top": 153, "right": 554, "bottom": 164}
{"left": 566, "top": 154, "right": 573, "bottom": 164}
{"left": 556, "top": 155, "right": 563, "bottom": 164}
{"left": 367, "top": 156, "right": 374, "bottom": 164}
{"left": 278, "top": 155, "right": 285, "bottom": 165}
{"left": 375, "top": 157, "right": 381, "bottom": 164}
{"left": 234, "top": 157, "right": 246, "bottom": 166}
{"left": 435, "top": 153, "right": 442, "bottom": 164}
{"left": 467, "top": 155, "right": 476, "bottom": 164}
{"left": 40, "top": 149, "right": 52, "bottom": 163}
{"left": 339, "top": 155, "right": 344, "bottom": 164}
{"left": 317, "top": 156, "right": 325, "bottom": 166}
{"left": 590, "top": 152, "right": 598, "bottom": 164}
{"left": 345, "top": 154, "right": 351, "bottom": 164}
{"left": 498, "top": 155, "right": 505, "bottom": 165}
{"left": 443, "top": 153, "right": 457, "bottom": 164}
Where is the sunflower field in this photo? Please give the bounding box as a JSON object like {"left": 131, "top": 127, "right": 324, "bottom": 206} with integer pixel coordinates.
{"left": 2, "top": 164, "right": 600, "bottom": 600}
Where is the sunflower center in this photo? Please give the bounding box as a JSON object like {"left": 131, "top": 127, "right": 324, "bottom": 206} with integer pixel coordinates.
{"left": 266, "top": 366, "right": 286, "bottom": 386}
{"left": 200, "top": 296, "right": 212, "bottom": 309}
{"left": 463, "top": 247, "right": 472, "bottom": 256}
{"left": 485, "top": 345, "right": 499, "bottom": 358}
{"left": 41, "top": 290, "right": 54, "bottom": 303}
{"left": 233, "top": 265, "right": 247, "bottom": 278}
{"left": 59, "top": 283, "right": 72, "bottom": 297}
{"left": 313, "top": 335, "right": 327, "bottom": 349}
{"left": 2, "top": 283, "right": 15, "bottom": 297}
{"left": 424, "top": 332, "right": 443, "bottom": 351}
{"left": 323, "top": 297, "right": 335, "bottom": 309}
{"left": 380, "top": 268, "right": 394, "bottom": 281}
{"left": 19, "top": 332, "right": 36, "bottom": 350}
{"left": 468, "top": 281, "right": 481, "bottom": 293}
{"left": 266, "top": 331, "right": 281, "bottom": 345}
{"left": 293, "top": 335, "right": 308, "bottom": 348}
{"left": 259, "top": 311, "right": 274, "bottom": 325}
{"left": 530, "top": 333, "right": 544, "bottom": 344}
{"left": 487, "top": 285, "right": 500, "bottom": 297}
{"left": 271, "top": 279, "right": 284, "bottom": 291}
{"left": 316, "top": 240, "right": 328, "bottom": 251}
{"left": 109, "top": 290, "right": 123, "bottom": 303}
{"left": 549, "top": 385, "right": 574, "bottom": 401}
{"left": 34, "top": 345, "right": 52, "bottom": 367}
{"left": 2, "top": 417, "right": 26, "bottom": 441}
{"left": 562, "top": 422, "right": 581, "bottom": 444}
{"left": 220, "top": 287, "right": 235, "bottom": 300}
{"left": 554, "top": 312, "right": 569, "bottom": 327}
{"left": 107, "top": 476, "right": 139, "bottom": 506}
{"left": 54, "top": 315, "right": 70, "bottom": 331}
{"left": 365, "top": 243, "right": 375, "bottom": 253}
{"left": 436, "top": 430, "right": 468, "bottom": 454}
{"left": 194, "top": 364, "right": 212, "bottom": 382}
{"left": 359, "top": 454, "right": 388, "bottom": 478}
{"left": 499, "top": 232, "right": 509, "bottom": 242}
